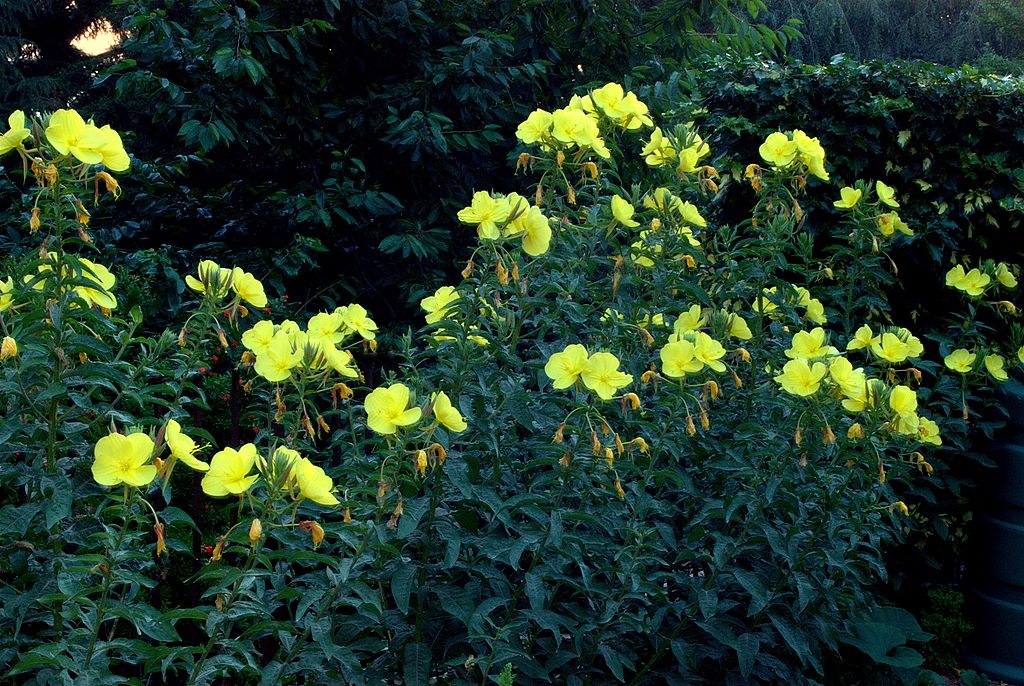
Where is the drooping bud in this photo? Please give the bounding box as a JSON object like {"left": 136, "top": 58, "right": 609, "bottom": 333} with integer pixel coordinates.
{"left": 299, "top": 520, "right": 325, "bottom": 549}
{"left": 0, "top": 336, "right": 17, "bottom": 360}
{"left": 552, "top": 423, "right": 566, "bottom": 443}
{"left": 614, "top": 432, "right": 625, "bottom": 456}
{"left": 822, "top": 425, "right": 836, "bottom": 446}
{"left": 591, "top": 431, "right": 601, "bottom": 456}
{"left": 891, "top": 501, "right": 910, "bottom": 516}
{"left": 604, "top": 447, "right": 614, "bottom": 468}
{"left": 416, "top": 449, "right": 428, "bottom": 476}
{"left": 650, "top": 218, "right": 662, "bottom": 231}
{"left": 387, "top": 497, "right": 404, "bottom": 529}
{"left": 516, "top": 152, "right": 530, "bottom": 173}
{"left": 631, "top": 437, "right": 650, "bottom": 454}
{"left": 847, "top": 423, "right": 864, "bottom": 440}
{"left": 730, "top": 370, "right": 743, "bottom": 388}
{"left": 582, "top": 161, "right": 599, "bottom": 180}
{"left": 794, "top": 426, "right": 803, "bottom": 445}
{"left": 154, "top": 522, "right": 166, "bottom": 557}
{"left": 343, "top": 507, "right": 352, "bottom": 524}
{"left": 622, "top": 392, "right": 641, "bottom": 411}
{"left": 559, "top": 451, "right": 571, "bottom": 468}
{"left": 555, "top": 150, "right": 565, "bottom": 167}
{"left": 683, "top": 254, "right": 697, "bottom": 269}
{"left": 686, "top": 415, "right": 696, "bottom": 436}
{"left": 29, "top": 206, "right": 40, "bottom": 233}
{"left": 211, "top": 538, "right": 224, "bottom": 562}
{"left": 614, "top": 478, "right": 625, "bottom": 500}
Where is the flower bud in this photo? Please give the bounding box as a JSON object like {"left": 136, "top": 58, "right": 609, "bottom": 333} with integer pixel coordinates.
{"left": 248, "top": 519, "right": 262, "bottom": 548}
{"left": 0, "top": 336, "right": 17, "bottom": 360}
{"left": 212, "top": 538, "right": 224, "bottom": 562}
{"left": 614, "top": 478, "right": 625, "bottom": 500}
{"left": 591, "top": 431, "right": 601, "bottom": 456}
{"left": 552, "top": 423, "right": 566, "bottom": 443}
{"left": 154, "top": 522, "right": 166, "bottom": 557}
{"left": 623, "top": 392, "right": 641, "bottom": 411}
{"left": 631, "top": 437, "right": 650, "bottom": 454}
{"left": 822, "top": 425, "right": 836, "bottom": 446}
{"left": 847, "top": 423, "right": 864, "bottom": 440}
{"left": 650, "top": 218, "right": 662, "bottom": 231}
{"left": 461, "top": 259, "right": 474, "bottom": 279}
{"left": 416, "top": 449, "right": 428, "bottom": 476}
{"left": 344, "top": 507, "right": 352, "bottom": 524}
{"left": 299, "top": 520, "right": 325, "bottom": 549}
{"left": 686, "top": 415, "right": 696, "bottom": 436}
{"left": 516, "top": 152, "right": 530, "bottom": 173}
{"left": 614, "top": 432, "right": 625, "bottom": 456}
{"left": 891, "top": 501, "right": 909, "bottom": 516}
{"left": 582, "top": 161, "right": 598, "bottom": 180}
{"left": 700, "top": 409, "right": 710, "bottom": 430}
{"left": 556, "top": 150, "right": 565, "bottom": 167}
{"left": 559, "top": 451, "right": 571, "bottom": 468}
{"left": 29, "top": 206, "right": 40, "bottom": 233}
{"left": 794, "top": 427, "right": 803, "bottom": 445}
{"left": 604, "top": 447, "right": 614, "bottom": 467}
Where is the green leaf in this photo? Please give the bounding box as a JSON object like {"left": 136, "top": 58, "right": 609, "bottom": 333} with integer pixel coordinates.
{"left": 391, "top": 563, "right": 417, "bottom": 615}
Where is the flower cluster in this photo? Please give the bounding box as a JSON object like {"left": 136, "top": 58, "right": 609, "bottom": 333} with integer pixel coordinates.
{"left": 641, "top": 123, "right": 712, "bottom": 175}
{"left": 544, "top": 344, "right": 633, "bottom": 400}
{"left": 186, "top": 260, "right": 267, "bottom": 309}
{"left": 946, "top": 261, "right": 1016, "bottom": 297}
{"left": 456, "top": 191, "right": 552, "bottom": 255}
{"left": 24, "top": 255, "right": 118, "bottom": 311}
{"left": 758, "top": 129, "right": 829, "bottom": 181}
{"left": 240, "top": 309, "right": 369, "bottom": 383}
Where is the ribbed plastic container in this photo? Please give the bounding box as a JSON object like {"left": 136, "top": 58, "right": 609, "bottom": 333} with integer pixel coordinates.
{"left": 965, "top": 380, "right": 1024, "bottom": 684}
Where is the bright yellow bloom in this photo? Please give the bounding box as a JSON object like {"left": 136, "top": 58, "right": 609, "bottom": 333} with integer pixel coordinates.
{"left": 875, "top": 180, "right": 899, "bottom": 208}
{"left": 421, "top": 286, "right": 461, "bottom": 324}
{"left": 834, "top": 187, "right": 862, "bottom": 209}
{"left": 95, "top": 125, "right": 130, "bottom": 171}
{"left": 805, "top": 298, "right": 827, "bottom": 325}
{"left": 544, "top": 344, "right": 590, "bottom": 389}
{"left": 753, "top": 287, "right": 778, "bottom": 314}
{"left": 294, "top": 456, "right": 340, "bottom": 506}
{"left": 231, "top": 267, "right": 267, "bottom": 308}
{"left": 723, "top": 311, "right": 752, "bottom": 340}
{"left": 641, "top": 127, "right": 676, "bottom": 167}
{"left": 457, "top": 191, "right": 512, "bottom": 240}
{"left": 581, "top": 352, "right": 633, "bottom": 400}
{"left": 431, "top": 391, "right": 467, "bottom": 432}
{"left": 792, "top": 129, "right": 829, "bottom": 181}
{"left": 918, "top": 417, "right": 942, "bottom": 446}
{"left": 202, "top": 444, "right": 260, "bottom": 496}
{"left": 985, "top": 354, "right": 1009, "bottom": 381}
{"left": 75, "top": 257, "right": 117, "bottom": 310}
{"left": 676, "top": 139, "right": 711, "bottom": 174}
{"left": 828, "top": 357, "right": 867, "bottom": 398}
{"left": 516, "top": 109, "right": 553, "bottom": 145}
{"left": 186, "top": 260, "right": 231, "bottom": 299}
{"left": 253, "top": 331, "right": 302, "bottom": 382}
{"left": 785, "top": 328, "right": 835, "bottom": 360}
{"left": 0, "top": 110, "right": 31, "bottom": 156}
{"left": 611, "top": 195, "right": 640, "bottom": 228}
{"left": 946, "top": 265, "right": 990, "bottom": 297}
{"left": 842, "top": 378, "right": 884, "bottom": 413}
{"left": 45, "top": 109, "right": 106, "bottom": 164}
{"left": 942, "top": 352, "right": 974, "bottom": 372}
{"left": 591, "top": 83, "right": 652, "bottom": 130}
{"left": 775, "top": 359, "right": 828, "bottom": 396}
{"left": 878, "top": 212, "right": 912, "bottom": 237}
{"left": 336, "top": 303, "right": 378, "bottom": 340}
{"left": 847, "top": 325, "right": 877, "bottom": 351}
{"left": 996, "top": 262, "right": 1018, "bottom": 288}
{"left": 661, "top": 339, "right": 703, "bottom": 378}
{"left": 759, "top": 132, "right": 798, "bottom": 167}
{"left": 678, "top": 201, "right": 706, "bottom": 228}
{"left": 514, "top": 206, "right": 552, "bottom": 256}
{"left": 92, "top": 432, "right": 157, "bottom": 487}
{"left": 365, "top": 383, "right": 422, "bottom": 434}
{"left": 692, "top": 332, "right": 726, "bottom": 372}
{"left": 241, "top": 320, "right": 278, "bottom": 357}
{"left": 895, "top": 328, "right": 924, "bottom": 357}
{"left": 889, "top": 384, "right": 918, "bottom": 417}
{"left": 672, "top": 304, "right": 706, "bottom": 338}
{"left": 1018, "top": 345, "right": 1024, "bottom": 365}
{"left": 871, "top": 332, "right": 911, "bottom": 363}
{"left": 551, "top": 108, "right": 609, "bottom": 158}
{"left": 0, "top": 276, "right": 12, "bottom": 312}
{"left": 164, "top": 419, "right": 209, "bottom": 471}
{"left": 324, "top": 345, "right": 360, "bottom": 378}
{"left": 305, "top": 311, "right": 344, "bottom": 346}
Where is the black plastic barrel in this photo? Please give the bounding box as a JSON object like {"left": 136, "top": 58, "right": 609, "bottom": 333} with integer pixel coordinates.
{"left": 965, "top": 379, "right": 1024, "bottom": 684}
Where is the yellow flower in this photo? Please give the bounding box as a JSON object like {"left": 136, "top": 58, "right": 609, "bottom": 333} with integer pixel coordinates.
{"left": 834, "top": 187, "right": 862, "bottom": 209}
{"left": 92, "top": 432, "right": 157, "bottom": 487}
{"left": 723, "top": 311, "right": 752, "bottom": 340}
{"left": 792, "top": 130, "right": 829, "bottom": 181}
{"left": 516, "top": 109, "right": 553, "bottom": 144}
{"left": 671, "top": 304, "right": 706, "bottom": 338}
{"left": 946, "top": 265, "right": 990, "bottom": 297}
{"left": 202, "top": 444, "right": 260, "bottom": 496}
{"left": 324, "top": 345, "right": 360, "bottom": 378}
{"left": 294, "top": 456, "right": 340, "bottom": 506}
{"left": 185, "top": 260, "right": 231, "bottom": 299}
{"left": 45, "top": 109, "right": 106, "bottom": 164}
{"left": 0, "top": 110, "right": 31, "bottom": 156}
{"left": 875, "top": 180, "right": 899, "bottom": 208}
{"left": 785, "top": 328, "right": 835, "bottom": 360}
{"left": 431, "top": 391, "right": 467, "bottom": 432}
{"left": 775, "top": 359, "right": 828, "bottom": 396}
{"left": 306, "top": 311, "right": 345, "bottom": 346}
{"left": 895, "top": 327, "right": 924, "bottom": 358}
{"left": 870, "top": 332, "right": 911, "bottom": 363}
{"left": 678, "top": 201, "right": 707, "bottom": 228}
{"left": 457, "top": 191, "right": 512, "bottom": 240}
{"left": 878, "top": 212, "right": 912, "bottom": 237}
{"left": 641, "top": 127, "right": 676, "bottom": 167}
{"left": 513, "top": 206, "right": 552, "bottom": 256}
{"left": 0, "top": 335, "right": 16, "bottom": 360}
{"left": 544, "top": 344, "right": 590, "bottom": 389}
{"left": 942, "top": 352, "right": 974, "bottom": 372}
{"left": 253, "top": 331, "right": 302, "bottom": 382}
{"left": 828, "top": 357, "right": 867, "bottom": 398}
{"left": 591, "top": 83, "right": 652, "bottom": 130}
{"left": 365, "top": 383, "right": 422, "bottom": 434}
{"left": 985, "top": 354, "right": 1009, "bottom": 382}
{"left": 421, "top": 286, "right": 460, "bottom": 324}
{"left": 842, "top": 378, "right": 884, "bottom": 413}
{"left": 551, "top": 108, "right": 609, "bottom": 158}
{"left": 752, "top": 287, "right": 778, "bottom": 314}
{"left": 917, "top": 417, "right": 942, "bottom": 446}
{"left": 1018, "top": 345, "right": 1024, "bottom": 365}
{"left": 759, "top": 131, "right": 798, "bottom": 167}
{"left": 75, "top": 257, "right": 117, "bottom": 310}
{"left": 889, "top": 384, "right": 917, "bottom": 416}
{"left": 581, "top": 352, "right": 633, "bottom": 400}
{"left": 692, "top": 332, "right": 727, "bottom": 372}
{"left": 241, "top": 320, "right": 278, "bottom": 357}
{"left": 660, "top": 339, "right": 703, "bottom": 378}
{"left": 95, "top": 124, "right": 130, "bottom": 171}
{"left": 231, "top": 267, "right": 267, "bottom": 308}
{"left": 165, "top": 419, "right": 209, "bottom": 472}
{"left": 847, "top": 324, "right": 877, "bottom": 351}
{"left": 0, "top": 275, "right": 12, "bottom": 312}
{"left": 336, "top": 303, "right": 378, "bottom": 340}
{"left": 611, "top": 195, "right": 640, "bottom": 228}
{"left": 804, "top": 298, "right": 827, "bottom": 325}
{"left": 996, "top": 262, "right": 1018, "bottom": 288}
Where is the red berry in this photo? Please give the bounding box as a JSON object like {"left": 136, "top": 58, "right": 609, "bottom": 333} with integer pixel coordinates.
{"left": 199, "top": 367, "right": 206, "bottom": 373}
{"left": 264, "top": 307, "right": 271, "bottom": 314}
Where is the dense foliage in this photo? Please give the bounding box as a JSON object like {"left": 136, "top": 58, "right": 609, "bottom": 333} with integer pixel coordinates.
{"left": 0, "top": 77, "right": 1018, "bottom": 684}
